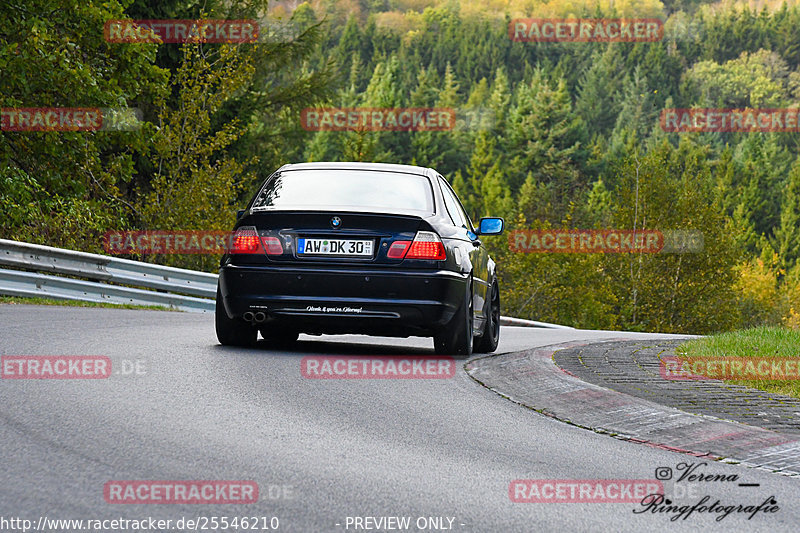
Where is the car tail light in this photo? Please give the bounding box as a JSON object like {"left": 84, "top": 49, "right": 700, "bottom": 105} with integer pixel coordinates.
{"left": 389, "top": 231, "right": 446, "bottom": 260}
{"left": 407, "top": 231, "right": 447, "bottom": 260}
{"left": 261, "top": 236, "right": 284, "bottom": 255}
{"left": 230, "top": 226, "right": 262, "bottom": 254}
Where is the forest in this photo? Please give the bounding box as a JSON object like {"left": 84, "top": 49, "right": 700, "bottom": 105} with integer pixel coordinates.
{"left": 3, "top": 0, "right": 800, "bottom": 333}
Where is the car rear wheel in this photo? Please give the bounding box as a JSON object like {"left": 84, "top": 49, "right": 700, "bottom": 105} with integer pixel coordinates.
{"left": 215, "top": 286, "right": 257, "bottom": 347}
{"left": 434, "top": 278, "right": 473, "bottom": 359}
{"left": 474, "top": 279, "right": 500, "bottom": 353}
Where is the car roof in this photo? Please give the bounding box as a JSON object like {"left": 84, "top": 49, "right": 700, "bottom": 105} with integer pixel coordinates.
{"left": 278, "top": 162, "right": 434, "bottom": 177}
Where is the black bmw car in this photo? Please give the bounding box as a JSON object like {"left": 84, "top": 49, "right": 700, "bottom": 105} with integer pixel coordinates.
{"left": 215, "top": 162, "right": 504, "bottom": 357}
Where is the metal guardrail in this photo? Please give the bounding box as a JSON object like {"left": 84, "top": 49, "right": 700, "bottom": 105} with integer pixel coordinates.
{"left": 0, "top": 239, "right": 216, "bottom": 297}
{"left": 0, "top": 239, "right": 216, "bottom": 312}
{"left": 498, "top": 316, "right": 574, "bottom": 329}
{"left": 0, "top": 268, "right": 215, "bottom": 312}
{"left": 0, "top": 238, "right": 574, "bottom": 327}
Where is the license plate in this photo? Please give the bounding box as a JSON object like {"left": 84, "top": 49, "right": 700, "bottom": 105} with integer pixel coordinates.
{"left": 297, "top": 238, "right": 373, "bottom": 257}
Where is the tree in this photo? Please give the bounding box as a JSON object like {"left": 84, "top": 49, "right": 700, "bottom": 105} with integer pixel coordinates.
{"left": 605, "top": 139, "right": 742, "bottom": 333}
{"left": 774, "top": 158, "right": 800, "bottom": 270}
{"left": 409, "top": 66, "right": 439, "bottom": 107}
{"left": 410, "top": 60, "right": 465, "bottom": 173}
{"left": 437, "top": 61, "right": 460, "bottom": 107}
{"left": 609, "top": 66, "right": 659, "bottom": 153}
{"left": 487, "top": 67, "right": 511, "bottom": 134}
{"left": 685, "top": 48, "right": 791, "bottom": 108}
{"left": 0, "top": 0, "right": 167, "bottom": 250}
{"left": 137, "top": 43, "right": 256, "bottom": 271}
{"left": 728, "top": 134, "right": 792, "bottom": 254}
{"left": 463, "top": 131, "right": 512, "bottom": 220}
{"left": 504, "top": 68, "right": 585, "bottom": 211}
{"left": 575, "top": 45, "right": 625, "bottom": 138}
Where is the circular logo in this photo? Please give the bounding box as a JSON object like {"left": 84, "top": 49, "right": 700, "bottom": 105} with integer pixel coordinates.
{"left": 330, "top": 216, "right": 342, "bottom": 229}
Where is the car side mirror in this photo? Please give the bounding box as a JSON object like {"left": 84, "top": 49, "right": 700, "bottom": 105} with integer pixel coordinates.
{"left": 477, "top": 217, "right": 504, "bottom": 235}
{"left": 236, "top": 209, "right": 246, "bottom": 220}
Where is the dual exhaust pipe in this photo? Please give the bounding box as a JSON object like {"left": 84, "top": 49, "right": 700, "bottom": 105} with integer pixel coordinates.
{"left": 243, "top": 311, "right": 267, "bottom": 324}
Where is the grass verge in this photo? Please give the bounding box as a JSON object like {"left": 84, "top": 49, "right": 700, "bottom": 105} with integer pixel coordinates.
{"left": 0, "top": 296, "right": 178, "bottom": 312}
{"left": 677, "top": 326, "right": 800, "bottom": 399}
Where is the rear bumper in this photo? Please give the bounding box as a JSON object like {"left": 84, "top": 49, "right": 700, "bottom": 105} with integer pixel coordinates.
{"left": 218, "top": 264, "right": 468, "bottom": 336}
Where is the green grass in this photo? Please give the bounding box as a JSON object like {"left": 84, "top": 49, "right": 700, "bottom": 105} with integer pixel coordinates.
{"left": 0, "top": 296, "right": 179, "bottom": 312}
{"left": 677, "top": 326, "right": 800, "bottom": 398}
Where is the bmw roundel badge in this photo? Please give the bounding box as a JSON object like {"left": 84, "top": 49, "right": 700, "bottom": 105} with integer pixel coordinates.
{"left": 330, "top": 216, "right": 342, "bottom": 229}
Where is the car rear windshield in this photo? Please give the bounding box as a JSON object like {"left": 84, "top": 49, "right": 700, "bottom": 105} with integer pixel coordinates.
{"left": 251, "top": 170, "right": 434, "bottom": 213}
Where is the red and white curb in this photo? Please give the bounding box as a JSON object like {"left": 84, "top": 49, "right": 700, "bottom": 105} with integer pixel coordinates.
{"left": 466, "top": 340, "right": 800, "bottom": 477}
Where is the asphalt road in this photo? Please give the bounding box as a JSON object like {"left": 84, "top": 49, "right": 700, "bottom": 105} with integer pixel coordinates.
{"left": 1, "top": 305, "right": 799, "bottom": 532}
